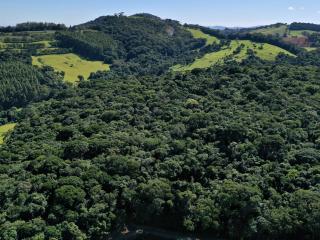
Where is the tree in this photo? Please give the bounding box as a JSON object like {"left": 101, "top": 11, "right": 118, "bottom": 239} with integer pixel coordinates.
{"left": 258, "top": 135, "right": 285, "bottom": 161}
{"left": 55, "top": 185, "right": 86, "bottom": 208}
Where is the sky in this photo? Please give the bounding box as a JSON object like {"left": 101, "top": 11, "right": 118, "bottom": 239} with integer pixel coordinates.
{"left": 1, "top": 0, "right": 320, "bottom": 27}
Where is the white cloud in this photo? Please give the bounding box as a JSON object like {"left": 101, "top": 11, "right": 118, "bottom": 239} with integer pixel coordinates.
{"left": 317, "top": 10, "right": 320, "bottom": 14}
{"left": 288, "top": 6, "right": 295, "bottom": 11}
{"left": 299, "top": 7, "right": 305, "bottom": 10}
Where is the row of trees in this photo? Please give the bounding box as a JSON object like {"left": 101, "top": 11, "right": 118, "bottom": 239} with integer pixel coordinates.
{"left": 289, "top": 22, "right": 320, "bottom": 32}
{"left": 0, "top": 22, "right": 67, "bottom": 32}
{"left": 56, "top": 31, "right": 119, "bottom": 63}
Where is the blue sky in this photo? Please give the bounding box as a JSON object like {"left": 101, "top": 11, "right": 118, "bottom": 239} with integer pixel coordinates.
{"left": 1, "top": 0, "right": 320, "bottom": 27}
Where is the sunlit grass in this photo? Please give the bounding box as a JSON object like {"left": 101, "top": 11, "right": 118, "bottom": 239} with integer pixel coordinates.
{"left": 187, "top": 28, "right": 220, "bottom": 45}
{"left": 252, "top": 25, "right": 288, "bottom": 36}
{"left": 32, "top": 53, "right": 110, "bottom": 83}
{"left": 172, "top": 40, "right": 295, "bottom": 72}
{"left": 0, "top": 123, "right": 16, "bottom": 144}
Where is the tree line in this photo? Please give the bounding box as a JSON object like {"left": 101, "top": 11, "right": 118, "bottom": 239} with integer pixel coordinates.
{"left": 289, "top": 22, "right": 320, "bottom": 32}
{"left": 0, "top": 22, "right": 67, "bottom": 32}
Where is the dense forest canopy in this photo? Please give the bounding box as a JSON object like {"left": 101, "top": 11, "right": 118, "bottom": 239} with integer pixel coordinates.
{"left": 56, "top": 31, "right": 119, "bottom": 63}
{"left": 1, "top": 60, "right": 320, "bottom": 239}
{"left": 0, "top": 62, "right": 65, "bottom": 110}
{"left": 0, "top": 13, "right": 320, "bottom": 240}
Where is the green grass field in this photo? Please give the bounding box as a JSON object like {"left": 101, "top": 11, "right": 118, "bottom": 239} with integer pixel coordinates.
{"left": 32, "top": 40, "right": 54, "bottom": 48}
{"left": 288, "top": 30, "right": 318, "bottom": 37}
{"left": 252, "top": 25, "right": 288, "bottom": 36}
{"left": 172, "top": 40, "right": 294, "bottom": 72}
{"left": 187, "top": 28, "right": 220, "bottom": 45}
{"left": 251, "top": 26, "right": 319, "bottom": 38}
{"left": 0, "top": 123, "right": 16, "bottom": 144}
{"left": 304, "top": 47, "right": 318, "bottom": 52}
{"left": 0, "top": 31, "right": 56, "bottom": 54}
{"left": 32, "top": 53, "right": 110, "bottom": 83}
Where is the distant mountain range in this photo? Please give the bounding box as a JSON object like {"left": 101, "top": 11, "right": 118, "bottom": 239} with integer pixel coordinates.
{"left": 208, "top": 26, "right": 246, "bottom": 30}
{"left": 209, "top": 25, "right": 263, "bottom": 30}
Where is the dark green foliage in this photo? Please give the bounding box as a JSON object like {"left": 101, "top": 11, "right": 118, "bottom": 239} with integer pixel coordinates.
{"left": 55, "top": 185, "right": 86, "bottom": 207}
{"left": 0, "top": 62, "right": 64, "bottom": 110}
{"left": 56, "top": 30, "right": 119, "bottom": 63}
{"left": 258, "top": 135, "right": 285, "bottom": 161}
{"left": 277, "top": 49, "right": 320, "bottom": 66}
{"left": 0, "top": 50, "right": 31, "bottom": 64}
{"left": 0, "top": 58, "right": 320, "bottom": 239}
{"left": 0, "top": 22, "right": 67, "bottom": 32}
{"left": 289, "top": 22, "right": 320, "bottom": 32}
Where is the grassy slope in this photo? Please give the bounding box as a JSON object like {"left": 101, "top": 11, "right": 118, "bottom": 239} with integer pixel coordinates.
{"left": 304, "top": 47, "right": 318, "bottom": 52}
{"left": 251, "top": 27, "right": 320, "bottom": 52}
{"left": 251, "top": 26, "right": 318, "bottom": 38}
{"left": 172, "top": 40, "right": 294, "bottom": 72}
{"left": 0, "top": 31, "right": 58, "bottom": 54}
{"left": 32, "top": 53, "right": 110, "bottom": 83}
{"left": 187, "top": 28, "right": 220, "bottom": 45}
{"left": 32, "top": 40, "right": 53, "bottom": 48}
{"left": 288, "top": 30, "right": 318, "bottom": 37}
{"left": 0, "top": 123, "right": 16, "bottom": 144}
{"left": 252, "top": 25, "right": 288, "bottom": 36}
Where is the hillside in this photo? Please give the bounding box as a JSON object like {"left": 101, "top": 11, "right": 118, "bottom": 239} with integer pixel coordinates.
{"left": 247, "top": 22, "right": 320, "bottom": 50}
{"left": 32, "top": 53, "right": 110, "bottom": 83}
{"left": 187, "top": 28, "right": 220, "bottom": 45}
{"left": 1, "top": 17, "right": 306, "bottom": 79}
{"left": 72, "top": 14, "right": 204, "bottom": 74}
{"left": 0, "top": 31, "right": 111, "bottom": 84}
{"left": 1, "top": 13, "right": 320, "bottom": 240}
{"left": 0, "top": 30, "right": 60, "bottom": 55}
{"left": 172, "top": 28, "right": 295, "bottom": 71}
{"left": 251, "top": 23, "right": 288, "bottom": 37}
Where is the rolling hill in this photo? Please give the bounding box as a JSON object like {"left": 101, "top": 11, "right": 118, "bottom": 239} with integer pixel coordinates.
{"left": 0, "top": 30, "right": 111, "bottom": 83}
{"left": 187, "top": 28, "right": 220, "bottom": 45}
{"left": 172, "top": 29, "right": 295, "bottom": 71}
{"left": 247, "top": 22, "right": 320, "bottom": 50}
{"left": 251, "top": 23, "right": 288, "bottom": 36}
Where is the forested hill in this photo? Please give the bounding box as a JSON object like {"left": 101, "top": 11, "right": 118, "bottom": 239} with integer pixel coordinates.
{"left": 57, "top": 13, "right": 204, "bottom": 75}
{"left": 240, "top": 22, "right": 320, "bottom": 50}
